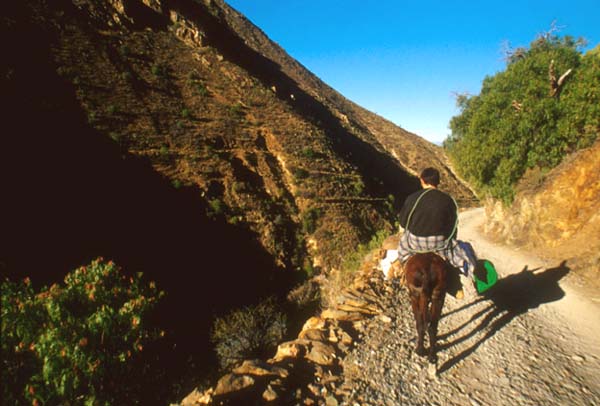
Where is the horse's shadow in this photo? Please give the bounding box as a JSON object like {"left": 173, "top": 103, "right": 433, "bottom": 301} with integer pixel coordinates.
{"left": 436, "top": 260, "right": 570, "bottom": 374}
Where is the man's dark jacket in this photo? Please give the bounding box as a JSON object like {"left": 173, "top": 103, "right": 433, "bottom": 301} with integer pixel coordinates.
{"left": 399, "top": 188, "right": 457, "bottom": 238}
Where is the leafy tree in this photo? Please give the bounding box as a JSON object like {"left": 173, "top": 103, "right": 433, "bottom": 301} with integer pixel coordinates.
{"left": 445, "top": 33, "right": 599, "bottom": 204}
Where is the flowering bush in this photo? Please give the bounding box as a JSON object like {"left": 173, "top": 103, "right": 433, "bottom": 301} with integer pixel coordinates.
{"left": 1, "top": 258, "right": 164, "bottom": 406}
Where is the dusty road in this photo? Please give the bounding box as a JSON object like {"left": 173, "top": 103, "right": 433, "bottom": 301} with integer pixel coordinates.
{"left": 340, "top": 208, "right": 600, "bottom": 406}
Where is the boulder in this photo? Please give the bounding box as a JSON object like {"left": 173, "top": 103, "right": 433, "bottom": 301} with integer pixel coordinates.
{"left": 233, "top": 359, "right": 289, "bottom": 378}
{"left": 213, "top": 373, "right": 255, "bottom": 397}
{"left": 305, "top": 341, "right": 337, "bottom": 366}
{"left": 271, "top": 340, "right": 307, "bottom": 362}
{"left": 321, "top": 309, "right": 364, "bottom": 322}
{"left": 302, "top": 316, "right": 327, "bottom": 331}
{"left": 180, "top": 388, "right": 212, "bottom": 406}
{"left": 299, "top": 328, "right": 329, "bottom": 342}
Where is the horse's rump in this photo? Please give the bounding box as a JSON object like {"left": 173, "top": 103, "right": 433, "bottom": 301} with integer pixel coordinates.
{"left": 405, "top": 252, "right": 448, "bottom": 298}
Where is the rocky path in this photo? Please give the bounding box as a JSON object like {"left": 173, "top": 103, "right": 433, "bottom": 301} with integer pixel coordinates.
{"left": 339, "top": 208, "right": 600, "bottom": 406}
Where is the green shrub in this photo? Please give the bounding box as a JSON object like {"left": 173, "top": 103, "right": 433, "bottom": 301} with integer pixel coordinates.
{"left": 301, "top": 207, "right": 321, "bottom": 234}
{"left": 118, "top": 44, "right": 131, "bottom": 57}
{"left": 302, "top": 258, "right": 315, "bottom": 278}
{"left": 195, "top": 83, "right": 209, "bottom": 97}
{"left": 106, "top": 104, "right": 118, "bottom": 115}
{"left": 208, "top": 198, "right": 224, "bottom": 217}
{"left": 151, "top": 63, "right": 167, "bottom": 78}
{"left": 273, "top": 214, "right": 284, "bottom": 226}
{"left": 301, "top": 148, "right": 317, "bottom": 159}
{"left": 292, "top": 167, "right": 309, "bottom": 180}
{"left": 342, "top": 229, "right": 389, "bottom": 273}
{"left": 228, "top": 103, "right": 244, "bottom": 117}
{"left": 351, "top": 178, "right": 365, "bottom": 195}
{"left": 232, "top": 181, "right": 246, "bottom": 194}
{"left": 109, "top": 132, "right": 121, "bottom": 144}
{"left": 187, "top": 70, "right": 201, "bottom": 82}
{"left": 227, "top": 215, "right": 243, "bottom": 225}
{"left": 211, "top": 298, "right": 286, "bottom": 370}
{"left": 1, "top": 259, "right": 164, "bottom": 406}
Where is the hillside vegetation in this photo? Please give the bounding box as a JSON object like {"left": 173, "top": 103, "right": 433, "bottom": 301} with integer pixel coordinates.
{"left": 445, "top": 34, "right": 599, "bottom": 204}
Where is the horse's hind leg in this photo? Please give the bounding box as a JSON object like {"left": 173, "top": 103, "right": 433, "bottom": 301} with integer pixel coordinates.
{"left": 410, "top": 293, "right": 427, "bottom": 357}
{"left": 427, "top": 293, "right": 445, "bottom": 363}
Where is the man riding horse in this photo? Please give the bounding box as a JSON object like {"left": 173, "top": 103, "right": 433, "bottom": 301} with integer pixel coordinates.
{"left": 397, "top": 167, "right": 477, "bottom": 298}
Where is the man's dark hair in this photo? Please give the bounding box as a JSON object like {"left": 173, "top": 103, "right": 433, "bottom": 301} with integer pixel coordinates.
{"left": 420, "top": 167, "right": 440, "bottom": 186}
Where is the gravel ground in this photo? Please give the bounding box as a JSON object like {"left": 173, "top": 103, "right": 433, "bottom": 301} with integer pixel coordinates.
{"left": 338, "top": 208, "right": 600, "bottom": 406}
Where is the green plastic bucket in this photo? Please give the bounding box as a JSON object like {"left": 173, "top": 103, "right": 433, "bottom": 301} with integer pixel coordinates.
{"left": 474, "top": 260, "right": 498, "bottom": 293}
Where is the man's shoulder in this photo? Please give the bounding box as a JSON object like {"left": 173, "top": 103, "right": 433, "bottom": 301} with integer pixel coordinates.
{"left": 403, "top": 189, "right": 428, "bottom": 206}
{"left": 431, "top": 188, "right": 453, "bottom": 199}
{"left": 407, "top": 189, "right": 424, "bottom": 199}
{"left": 404, "top": 188, "right": 455, "bottom": 209}
{"left": 426, "top": 189, "right": 456, "bottom": 207}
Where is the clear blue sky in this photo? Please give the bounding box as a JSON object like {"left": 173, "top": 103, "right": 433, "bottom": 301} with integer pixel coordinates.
{"left": 226, "top": 1, "right": 600, "bottom": 144}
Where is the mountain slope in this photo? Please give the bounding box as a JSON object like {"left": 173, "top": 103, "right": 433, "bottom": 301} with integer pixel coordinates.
{"left": 1, "top": 0, "right": 476, "bottom": 398}
{"left": 217, "top": 0, "right": 476, "bottom": 205}
{"left": 484, "top": 139, "right": 600, "bottom": 288}
{"left": 3, "top": 0, "right": 475, "bottom": 281}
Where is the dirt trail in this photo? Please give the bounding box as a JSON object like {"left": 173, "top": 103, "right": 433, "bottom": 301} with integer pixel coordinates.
{"left": 459, "top": 208, "right": 600, "bottom": 345}
{"left": 340, "top": 207, "right": 600, "bottom": 406}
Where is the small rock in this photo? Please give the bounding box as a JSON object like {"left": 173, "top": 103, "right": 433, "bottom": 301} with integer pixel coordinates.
{"left": 307, "top": 383, "right": 321, "bottom": 396}
{"left": 262, "top": 385, "right": 278, "bottom": 402}
{"left": 427, "top": 363, "right": 437, "bottom": 377}
{"left": 379, "top": 315, "right": 392, "bottom": 323}
{"left": 325, "top": 395, "right": 339, "bottom": 406}
{"left": 571, "top": 354, "right": 585, "bottom": 362}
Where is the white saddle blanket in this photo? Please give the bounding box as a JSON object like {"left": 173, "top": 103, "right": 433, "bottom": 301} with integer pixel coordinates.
{"left": 379, "top": 249, "right": 399, "bottom": 279}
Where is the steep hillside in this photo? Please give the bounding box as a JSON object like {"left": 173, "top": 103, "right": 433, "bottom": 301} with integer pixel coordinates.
{"left": 484, "top": 139, "right": 600, "bottom": 288}
{"left": 1, "top": 0, "right": 475, "bottom": 399}
{"left": 2, "top": 0, "right": 475, "bottom": 280}
{"left": 216, "top": 0, "right": 476, "bottom": 206}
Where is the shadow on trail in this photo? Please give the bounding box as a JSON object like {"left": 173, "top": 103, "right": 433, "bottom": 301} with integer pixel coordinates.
{"left": 437, "top": 261, "right": 570, "bottom": 374}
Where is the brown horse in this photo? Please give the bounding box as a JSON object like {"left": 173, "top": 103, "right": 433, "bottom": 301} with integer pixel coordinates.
{"left": 404, "top": 252, "right": 448, "bottom": 363}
